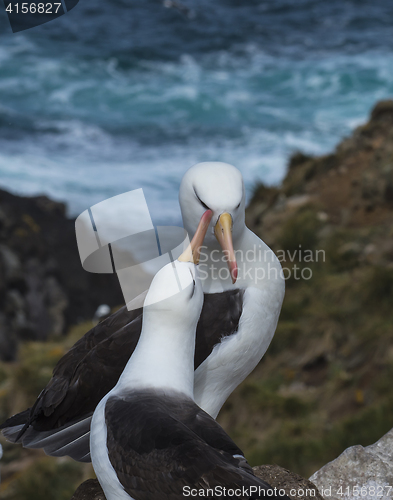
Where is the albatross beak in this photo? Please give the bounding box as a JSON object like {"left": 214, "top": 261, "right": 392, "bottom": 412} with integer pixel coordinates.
{"left": 214, "top": 212, "right": 238, "bottom": 284}
{"left": 179, "top": 210, "right": 213, "bottom": 264}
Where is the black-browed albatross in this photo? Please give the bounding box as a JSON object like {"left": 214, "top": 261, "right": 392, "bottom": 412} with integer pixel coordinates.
{"left": 1, "top": 162, "right": 284, "bottom": 463}
{"left": 91, "top": 249, "right": 288, "bottom": 500}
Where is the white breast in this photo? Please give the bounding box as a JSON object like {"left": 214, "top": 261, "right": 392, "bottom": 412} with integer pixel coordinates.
{"left": 194, "top": 230, "right": 285, "bottom": 419}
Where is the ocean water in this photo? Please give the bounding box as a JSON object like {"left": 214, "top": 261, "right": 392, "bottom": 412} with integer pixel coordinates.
{"left": 0, "top": 0, "right": 393, "bottom": 225}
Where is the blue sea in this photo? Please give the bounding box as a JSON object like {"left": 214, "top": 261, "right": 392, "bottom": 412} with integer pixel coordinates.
{"left": 0, "top": 0, "right": 393, "bottom": 225}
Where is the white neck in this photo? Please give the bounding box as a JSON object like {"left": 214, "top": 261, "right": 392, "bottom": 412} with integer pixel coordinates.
{"left": 113, "top": 312, "right": 196, "bottom": 399}
{"left": 200, "top": 227, "right": 278, "bottom": 293}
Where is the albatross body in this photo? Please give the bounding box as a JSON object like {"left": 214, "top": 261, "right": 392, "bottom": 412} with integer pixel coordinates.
{"left": 1, "top": 162, "right": 284, "bottom": 463}
{"left": 180, "top": 162, "right": 284, "bottom": 416}
{"left": 91, "top": 258, "right": 287, "bottom": 500}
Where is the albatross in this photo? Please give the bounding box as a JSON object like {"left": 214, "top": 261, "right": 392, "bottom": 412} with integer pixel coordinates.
{"left": 1, "top": 162, "right": 284, "bottom": 463}
{"left": 91, "top": 250, "right": 288, "bottom": 500}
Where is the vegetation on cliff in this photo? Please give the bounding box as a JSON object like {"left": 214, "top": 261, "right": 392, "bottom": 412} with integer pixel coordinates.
{"left": 0, "top": 323, "right": 94, "bottom": 499}
{"left": 218, "top": 100, "right": 393, "bottom": 477}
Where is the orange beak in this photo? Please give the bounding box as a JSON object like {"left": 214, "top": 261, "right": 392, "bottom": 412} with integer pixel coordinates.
{"left": 179, "top": 210, "right": 213, "bottom": 264}
{"left": 214, "top": 212, "right": 238, "bottom": 284}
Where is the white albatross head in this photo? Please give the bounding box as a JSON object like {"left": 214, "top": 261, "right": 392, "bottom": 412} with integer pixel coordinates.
{"left": 179, "top": 162, "right": 246, "bottom": 283}
{"left": 143, "top": 260, "right": 203, "bottom": 332}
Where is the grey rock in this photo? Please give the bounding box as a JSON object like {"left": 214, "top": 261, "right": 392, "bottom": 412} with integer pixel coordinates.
{"left": 23, "top": 260, "right": 68, "bottom": 340}
{"left": 5, "top": 289, "right": 28, "bottom": 331}
{"left": 0, "top": 312, "right": 17, "bottom": 361}
{"left": 310, "top": 429, "right": 393, "bottom": 500}
{"left": 0, "top": 245, "right": 22, "bottom": 282}
{"left": 4, "top": 289, "right": 25, "bottom": 314}
{"left": 43, "top": 275, "right": 69, "bottom": 336}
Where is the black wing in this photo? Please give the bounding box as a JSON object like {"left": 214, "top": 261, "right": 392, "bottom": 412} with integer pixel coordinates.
{"left": 1, "top": 308, "right": 142, "bottom": 461}
{"left": 1, "top": 290, "right": 244, "bottom": 461}
{"left": 195, "top": 289, "right": 244, "bottom": 368}
{"left": 105, "top": 390, "right": 286, "bottom": 500}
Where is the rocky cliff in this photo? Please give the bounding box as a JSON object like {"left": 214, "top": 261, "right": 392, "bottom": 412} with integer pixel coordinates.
{"left": 0, "top": 190, "right": 124, "bottom": 361}
{"left": 216, "top": 100, "right": 393, "bottom": 477}
{"left": 1, "top": 100, "right": 393, "bottom": 499}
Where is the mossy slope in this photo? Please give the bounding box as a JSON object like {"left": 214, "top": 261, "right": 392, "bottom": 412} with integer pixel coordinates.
{"left": 218, "top": 100, "right": 393, "bottom": 477}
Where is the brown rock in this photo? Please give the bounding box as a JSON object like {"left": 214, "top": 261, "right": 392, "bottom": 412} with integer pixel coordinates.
{"left": 71, "top": 467, "right": 323, "bottom": 500}
{"left": 71, "top": 479, "right": 106, "bottom": 500}
{"left": 370, "top": 100, "right": 393, "bottom": 124}
{"left": 254, "top": 465, "right": 324, "bottom": 500}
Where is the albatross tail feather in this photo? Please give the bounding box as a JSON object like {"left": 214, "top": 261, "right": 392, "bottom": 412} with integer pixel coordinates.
{"left": 0, "top": 409, "right": 31, "bottom": 442}
{"left": 0, "top": 409, "right": 30, "bottom": 430}
{"left": 21, "top": 415, "right": 92, "bottom": 462}
{"left": 1, "top": 413, "right": 92, "bottom": 463}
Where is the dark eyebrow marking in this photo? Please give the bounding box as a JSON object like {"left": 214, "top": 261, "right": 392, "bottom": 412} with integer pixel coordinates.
{"left": 194, "top": 188, "right": 210, "bottom": 210}
{"left": 189, "top": 269, "right": 196, "bottom": 298}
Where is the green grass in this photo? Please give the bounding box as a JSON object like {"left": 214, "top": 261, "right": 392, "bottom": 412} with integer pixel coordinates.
{"left": 278, "top": 207, "right": 323, "bottom": 255}
{"left": 3, "top": 457, "right": 83, "bottom": 500}
{"left": 219, "top": 210, "right": 393, "bottom": 479}
{"left": 245, "top": 396, "right": 393, "bottom": 477}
